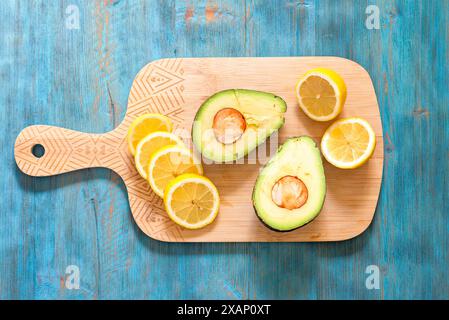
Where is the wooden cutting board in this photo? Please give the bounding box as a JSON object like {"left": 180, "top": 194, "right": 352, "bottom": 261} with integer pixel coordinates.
{"left": 14, "top": 57, "right": 383, "bottom": 242}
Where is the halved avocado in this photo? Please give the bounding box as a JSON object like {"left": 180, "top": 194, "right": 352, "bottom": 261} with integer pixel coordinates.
{"left": 192, "top": 89, "right": 287, "bottom": 162}
{"left": 252, "top": 136, "right": 326, "bottom": 232}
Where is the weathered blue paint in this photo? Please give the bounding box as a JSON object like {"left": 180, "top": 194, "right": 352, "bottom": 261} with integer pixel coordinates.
{"left": 0, "top": 0, "right": 448, "bottom": 299}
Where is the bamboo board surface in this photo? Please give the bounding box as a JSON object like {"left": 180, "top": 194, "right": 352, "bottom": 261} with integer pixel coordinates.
{"left": 14, "top": 57, "right": 383, "bottom": 242}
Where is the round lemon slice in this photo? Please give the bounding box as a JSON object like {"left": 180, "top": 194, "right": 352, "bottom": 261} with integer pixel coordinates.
{"left": 127, "top": 114, "right": 173, "bottom": 155}
{"left": 148, "top": 145, "right": 203, "bottom": 197}
{"left": 134, "top": 132, "right": 185, "bottom": 180}
{"left": 321, "top": 117, "right": 376, "bottom": 169}
{"left": 164, "top": 173, "right": 220, "bottom": 229}
{"left": 296, "top": 68, "right": 347, "bottom": 122}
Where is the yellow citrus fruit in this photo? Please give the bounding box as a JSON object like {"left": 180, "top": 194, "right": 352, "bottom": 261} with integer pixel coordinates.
{"left": 296, "top": 68, "right": 347, "bottom": 121}
{"left": 127, "top": 114, "right": 173, "bottom": 155}
{"left": 321, "top": 117, "right": 376, "bottom": 169}
{"left": 134, "top": 132, "right": 185, "bottom": 180}
{"left": 164, "top": 173, "right": 220, "bottom": 229}
{"left": 147, "top": 145, "right": 203, "bottom": 197}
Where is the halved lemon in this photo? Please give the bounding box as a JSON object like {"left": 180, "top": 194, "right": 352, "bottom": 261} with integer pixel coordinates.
{"left": 321, "top": 117, "right": 376, "bottom": 169}
{"left": 127, "top": 114, "right": 173, "bottom": 155}
{"left": 164, "top": 173, "right": 220, "bottom": 229}
{"left": 148, "top": 145, "right": 203, "bottom": 197}
{"left": 135, "top": 132, "right": 185, "bottom": 180}
{"left": 296, "top": 68, "right": 347, "bottom": 122}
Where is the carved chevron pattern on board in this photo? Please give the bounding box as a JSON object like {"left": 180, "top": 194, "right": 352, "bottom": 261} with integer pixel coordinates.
{"left": 124, "top": 58, "right": 187, "bottom": 242}
{"left": 14, "top": 59, "right": 187, "bottom": 242}
{"left": 14, "top": 125, "right": 123, "bottom": 176}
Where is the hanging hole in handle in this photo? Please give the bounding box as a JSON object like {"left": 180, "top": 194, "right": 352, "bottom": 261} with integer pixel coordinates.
{"left": 31, "top": 144, "right": 45, "bottom": 158}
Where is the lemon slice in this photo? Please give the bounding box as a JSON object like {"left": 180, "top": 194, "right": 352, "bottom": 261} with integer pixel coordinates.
{"left": 148, "top": 145, "right": 203, "bottom": 197}
{"left": 321, "top": 117, "right": 376, "bottom": 169}
{"left": 127, "top": 114, "right": 173, "bottom": 155}
{"left": 164, "top": 173, "right": 220, "bottom": 229}
{"left": 296, "top": 68, "right": 347, "bottom": 122}
{"left": 135, "top": 132, "right": 185, "bottom": 180}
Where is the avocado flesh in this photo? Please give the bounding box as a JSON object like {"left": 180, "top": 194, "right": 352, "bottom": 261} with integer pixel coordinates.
{"left": 192, "top": 89, "right": 287, "bottom": 162}
{"left": 252, "top": 136, "right": 326, "bottom": 232}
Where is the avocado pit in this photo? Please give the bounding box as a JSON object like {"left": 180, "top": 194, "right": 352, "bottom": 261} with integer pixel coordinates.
{"left": 271, "top": 176, "right": 308, "bottom": 210}
{"left": 212, "top": 108, "right": 246, "bottom": 144}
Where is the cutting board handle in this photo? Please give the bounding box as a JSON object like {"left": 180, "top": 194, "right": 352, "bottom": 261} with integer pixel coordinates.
{"left": 14, "top": 125, "right": 125, "bottom": 177}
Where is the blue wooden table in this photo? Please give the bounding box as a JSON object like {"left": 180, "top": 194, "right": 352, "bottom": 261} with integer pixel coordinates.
{"left": 1, "top": 0, "right": 448, "bottom": 299}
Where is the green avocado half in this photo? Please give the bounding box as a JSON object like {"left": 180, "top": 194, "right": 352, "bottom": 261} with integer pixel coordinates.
{"left": 252, "top": 136, "right": 326, "bottom": 232}
{"left": 192, "top": 89, "right": 287, "bottom": 163}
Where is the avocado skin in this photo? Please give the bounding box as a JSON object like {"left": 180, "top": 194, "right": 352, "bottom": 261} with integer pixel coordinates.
{"left": 251, "top": 136, "right": 326, "bottom": 232}
{"left": 191, "top": 89, "right": 287, "bottom": 163}
{"left": 251, "top": 199, "right": 324, "bottom": 233}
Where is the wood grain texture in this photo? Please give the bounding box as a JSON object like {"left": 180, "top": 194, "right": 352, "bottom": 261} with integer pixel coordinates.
{"left": 1, "top": 0, "right": 448, "bottom": 299}
{"left": 14, "top": 57, "right": 383, "bottom": 242}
